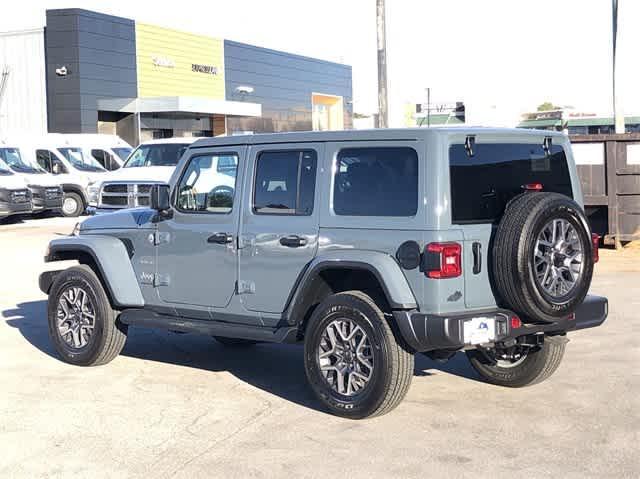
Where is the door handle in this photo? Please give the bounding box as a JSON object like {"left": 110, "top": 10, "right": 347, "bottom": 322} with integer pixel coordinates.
{"left": 472, "top": 242, "right": 482, "bottom": 274}
{"left": 207, "top": 232, "right": 233, "bottom": 244}
{"left": 279, "top": 235, "right": 308, "bottom": 248}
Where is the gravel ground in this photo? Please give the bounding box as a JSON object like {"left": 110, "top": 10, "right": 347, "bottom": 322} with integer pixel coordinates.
{"left": 0, "top": 216, "right": 638, "bottom": 479}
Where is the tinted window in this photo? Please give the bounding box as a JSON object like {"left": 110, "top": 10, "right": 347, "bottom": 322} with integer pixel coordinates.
{"left": 36, "top": 150, "right": 67, "bottom": 174}
{"left": 124, "top": 143, "right": 189, "bottom": 167}
{"left": 175, "top": 154, "right": 238, "bottom": 214}
{"left": 333, "top": 147, "right": 418, "bottom": 216}
{"left": 254, "top": 150, "right": 317, "bottom": 215}
{"left": 91, "top": 149, "right": 120, "bottom": 171}
{"left": 449, "top": 143, "right": 573, "bottom": 223}
{"left": 112, "top": 147, "right": 132, "bottom": 161}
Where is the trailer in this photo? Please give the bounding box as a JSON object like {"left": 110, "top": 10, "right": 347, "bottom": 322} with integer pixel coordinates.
{"left": 571, "top": 133, "right": 640, "bottom": 247}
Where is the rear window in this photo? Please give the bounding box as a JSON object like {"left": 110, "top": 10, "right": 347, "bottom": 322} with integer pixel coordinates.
{"left": 333, "top": 147, "right": 418, "bottom": 216}
{"left": 449, "top": 143, "right": 573, "bottom": 223}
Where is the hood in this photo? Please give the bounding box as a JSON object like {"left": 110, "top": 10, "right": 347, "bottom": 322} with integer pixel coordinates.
{"left": 80, "top": 208, "right": 156, "bottom": 231}
{"left": 100, "top": 166, "right": 176, "bottom": 185}
{"left": 0, "top": 174, "right": 29, "bottom": 191}
{"left": 16, "top": 172, "right": 61, "bottom": 188}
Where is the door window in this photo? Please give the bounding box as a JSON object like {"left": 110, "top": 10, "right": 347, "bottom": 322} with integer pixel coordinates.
{"left": 333, "top": 147, "right": 418, "bottom": 216}
{"left": 175, "top": 154, "right": 238, "bottom": 214}
{"left": 92, "top": 149, "right": 120, "bottom": 171}
{"left": 253, "top": 150, "right": 317, "bottom": 215}
{"left": 36, "top": 150, "right": 68, "bottom": 174}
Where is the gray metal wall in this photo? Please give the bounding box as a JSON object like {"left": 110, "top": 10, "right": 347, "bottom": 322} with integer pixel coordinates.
{"left": 224, "top": 40, "right": 352, "bottom": 133}
{"left": 45, "top": 9, "right": 137, "bottom": 133}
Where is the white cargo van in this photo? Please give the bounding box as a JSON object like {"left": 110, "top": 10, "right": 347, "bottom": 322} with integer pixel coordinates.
{"left": 19, "top": 134, "right": 108, "bottom": 217}
{"left": 0, "top": 139, "right": 64, "bottom": 215}
{"left": 60, "top": 134, "right": 133, "bottom": 171}
{"left": 0, "top": 158, "right": 33, "bottom": 220}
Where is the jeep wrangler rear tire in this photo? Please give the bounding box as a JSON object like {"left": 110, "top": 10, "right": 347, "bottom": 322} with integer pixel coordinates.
{"left": 47, "top": 265, "right": 128, "bottom": 366}
{"left": 493, "top": 192, "right": 594, "bottom": 322}
{"left": 466, "top": 335, "right": 567, "bottom": 387}
{"left": 304, "top": 291, "right": 414, "bottom": 419}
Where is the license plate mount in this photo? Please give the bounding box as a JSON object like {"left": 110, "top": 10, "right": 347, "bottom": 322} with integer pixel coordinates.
{"left": 463, "top": 316, "right": 496, "bottom": 345}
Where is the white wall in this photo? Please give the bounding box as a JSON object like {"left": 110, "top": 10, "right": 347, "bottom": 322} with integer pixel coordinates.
{"left": 0, "top": 29, "right": 47, "bottom": 136}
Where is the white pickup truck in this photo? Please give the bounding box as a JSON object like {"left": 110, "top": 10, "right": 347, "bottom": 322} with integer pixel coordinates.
{"left": 87, "top": 138, "right": 198, "bottom": 214}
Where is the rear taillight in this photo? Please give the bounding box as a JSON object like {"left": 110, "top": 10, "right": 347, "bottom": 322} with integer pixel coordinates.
{"left": 522, "top": 182, "right": 544, "bottom": 191}
{"left": 591, "top": 233, "right": 600, "bottom": 263}
{"left": 425, "top": 242, "right": 462, "bottom": 279}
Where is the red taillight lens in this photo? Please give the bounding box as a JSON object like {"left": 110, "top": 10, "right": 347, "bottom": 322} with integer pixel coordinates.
{"left": 510, "top": 315, "right": 522, "bottom": 329}
{"left": 591, "top": 233, "right": 600, "bottom": 263}
{"left": 425, "top": 242, "right": 462, "bottom": 279}
{"left": 522, "top": 182, "right": 544, "bottom": 191}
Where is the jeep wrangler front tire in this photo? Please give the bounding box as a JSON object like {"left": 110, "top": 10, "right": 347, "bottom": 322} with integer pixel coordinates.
{"left": 304, "top": 291, "right": 414, "bottom": 419}
{"left": 47, "top": 265, "right": 128, "bottom": 366}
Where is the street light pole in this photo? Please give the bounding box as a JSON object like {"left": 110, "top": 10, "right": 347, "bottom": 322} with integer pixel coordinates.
{"left": 376, "top": 0, "right": 388, "bottom": 128}
{"left": 612, "top": 0, "right": 624, "bottom": 134}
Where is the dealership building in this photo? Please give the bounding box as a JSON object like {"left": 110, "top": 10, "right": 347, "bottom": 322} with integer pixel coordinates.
{"left": 0, "top": 8, "right": 353, "bottom": 145}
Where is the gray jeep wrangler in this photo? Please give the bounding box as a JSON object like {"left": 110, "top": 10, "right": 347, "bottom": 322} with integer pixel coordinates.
{"left": 40, "top": 128, "right": 607, "bottom": 419}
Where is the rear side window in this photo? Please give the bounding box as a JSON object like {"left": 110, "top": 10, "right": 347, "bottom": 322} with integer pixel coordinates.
{"left": 333, "top": 147, "right": 418, "bottom": 216}
{"left": 253, "top": 150, "right": 317, "bottom": 215}
{"left": 449, "top": 143, "right": 573, "bottom": 223}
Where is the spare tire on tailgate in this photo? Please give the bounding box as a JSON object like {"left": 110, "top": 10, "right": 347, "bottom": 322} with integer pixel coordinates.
{"left": 492, "top": 192, "right": 594, "bottom": 323}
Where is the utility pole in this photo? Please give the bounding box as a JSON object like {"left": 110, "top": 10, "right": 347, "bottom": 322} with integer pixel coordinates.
{"left": 376, "top": 0, "right": 388, "bottom": 128}
{"left": 612, "top": 0, "right": 624, "bottom": 134}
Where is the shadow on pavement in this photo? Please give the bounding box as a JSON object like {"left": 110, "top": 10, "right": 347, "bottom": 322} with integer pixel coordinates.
{"left": 4, "top": 300, "right": 479, "bottom": 413}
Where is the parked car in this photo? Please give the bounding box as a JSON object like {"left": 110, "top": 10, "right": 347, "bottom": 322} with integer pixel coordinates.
{"left": 0, "top": 139, "right": 63, "bottom": 215}
{"left": 18, "top": 134, "right": 108, "bottom": 217}
{"left": 0, "top": 158, "right": 32, "bottom": 220}
{"left": 40, "top": 128, "right": 607, "bottom": 419}
{"left": 60, "top": 134, "right": 132, "bottom": 171}
{"left": 87, "top": 137, "right": 198, "bottom": 214}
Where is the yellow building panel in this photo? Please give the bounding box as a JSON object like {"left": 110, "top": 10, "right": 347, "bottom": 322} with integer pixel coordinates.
{"left": 136, "top": 23, "right": 225, "bottom": 99}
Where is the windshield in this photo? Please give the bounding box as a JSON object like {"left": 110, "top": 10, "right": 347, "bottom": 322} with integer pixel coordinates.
{"left": 124, "top": 143, "right": 190, "bottom": 168}
{"left": 58, "top": 147, "right": 106, "bottom": 172}
{"left": 0, "top": 158, "right": 13, "bottom": 175}
{"left": 113, "top": 147, "right": 133, "bottom": 162}
{"left": 0, "top": 147, "right": 43, "bottom": 174}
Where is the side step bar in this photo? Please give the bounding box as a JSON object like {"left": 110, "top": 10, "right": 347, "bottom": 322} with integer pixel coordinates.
{"left": 118, "top": 309, "right": 299, "bottom": 344}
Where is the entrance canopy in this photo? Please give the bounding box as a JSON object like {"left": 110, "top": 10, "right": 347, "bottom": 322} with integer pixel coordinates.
{"left": 97, "top": 96, "right": 262, "bottom": 118}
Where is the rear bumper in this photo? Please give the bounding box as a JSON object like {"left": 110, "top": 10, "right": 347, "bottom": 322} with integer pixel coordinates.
{"left": 393, "top": 295, "right": 608, "bottom": 353}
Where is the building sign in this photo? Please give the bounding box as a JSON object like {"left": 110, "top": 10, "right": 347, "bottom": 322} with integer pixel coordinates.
{"left": 151, "top": 56, "right": 175, "bottom": 68}
{"left": 136, "top": 23, "right": 225, "bottom": 99}
{"left": 192, "top": 64, "right": 217, "bottom": 75}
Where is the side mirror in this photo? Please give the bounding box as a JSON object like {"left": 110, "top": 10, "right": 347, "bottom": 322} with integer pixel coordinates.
{"left": 151, "top": 184, "right": 171, "bottom": 212}
{"left": 52, "top": 163, "right": 61, "bottom": 175}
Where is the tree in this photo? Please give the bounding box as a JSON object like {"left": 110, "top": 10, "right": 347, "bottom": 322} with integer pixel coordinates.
{"left": 537, "top": 101, "right": 561, "bottom": 112}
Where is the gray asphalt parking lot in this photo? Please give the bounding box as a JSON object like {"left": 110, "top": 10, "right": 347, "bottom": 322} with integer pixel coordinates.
{"left": 1, "top": 215, "right": 638, "bottom": 478}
